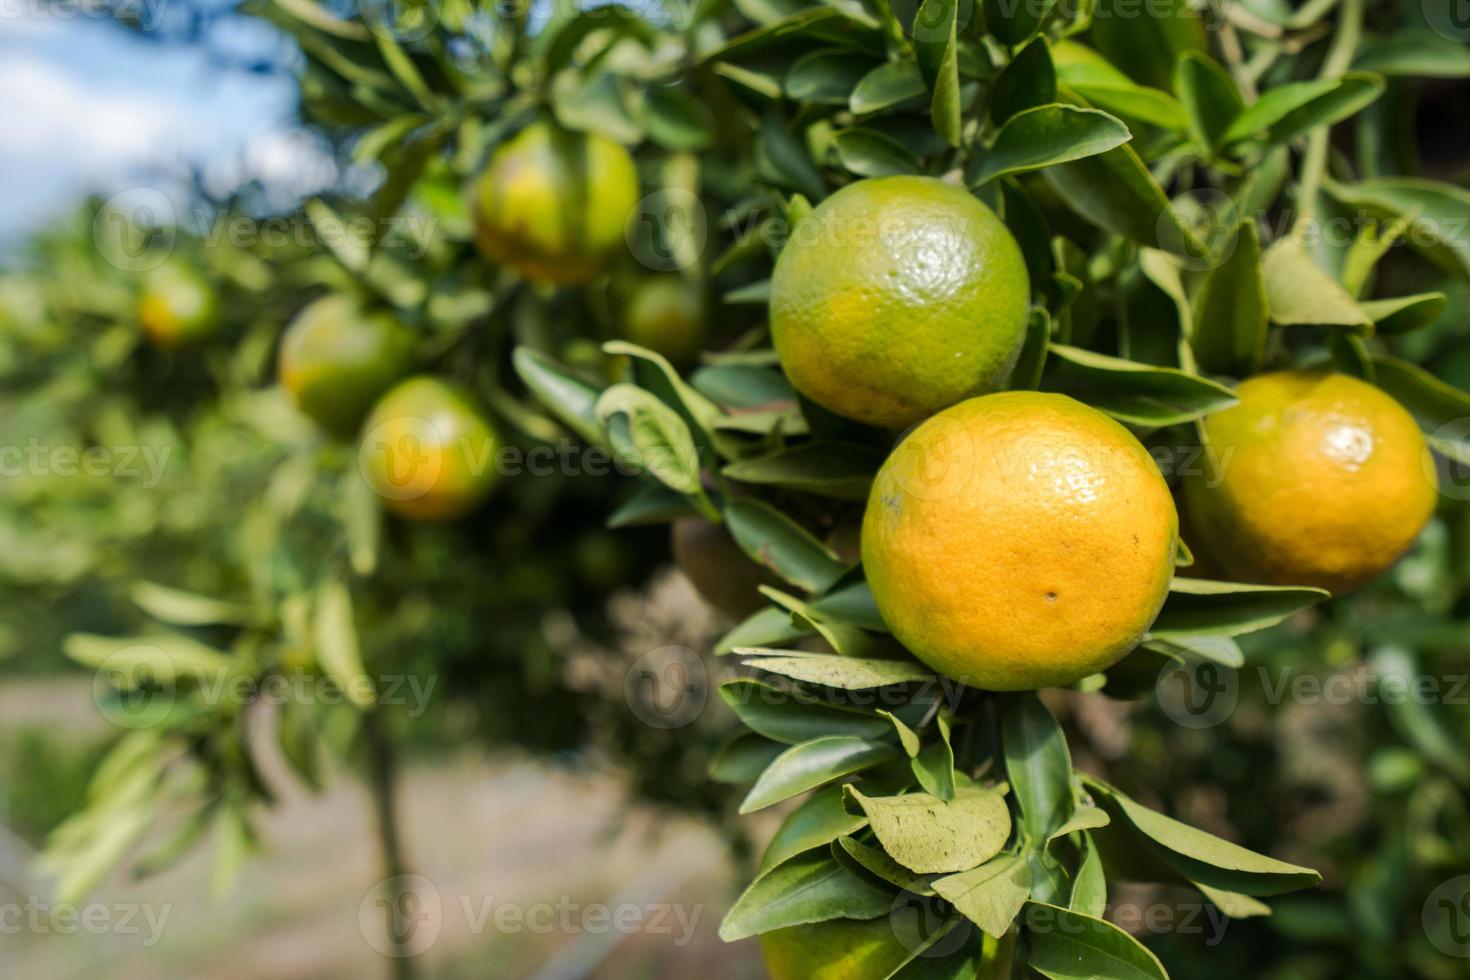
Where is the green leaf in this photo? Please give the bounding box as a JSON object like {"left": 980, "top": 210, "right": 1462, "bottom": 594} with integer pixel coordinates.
{"left": 787, "top": 49, "right": 882, "bottom": 104}
{"left": 718, "top": 848, "right": 894, "bottom": 941}
{"left": 933, "top": 854, "right": 1032, "bottom": 937}
{"left": 1354, "top": 30, "right": 1470, "bottom": 78}
{"left": 512, "top": 347, "right": 606, "bottom": 445}
{"left": 851, "top": 60, "right": 928, "bottom": 115}
{"left": 831, "top": 128, "right": 923, "bottom": 177}
{"left": 722, "top": 442, "right": 883, "bottom": 500}
{"left": 1260, "top": 238, "right": 1373, "bottom": 329}
{"left": 1222, "top": 73, "right": 1385, "bottom": 149}
{"left": 1197, "top": 883, "right": 1272, "bottom": 918}
{"left": 596, "top": 385, "right": 707, "bottom": 497}
{"left": 1371, "top": 355, "right": 1470, "bottom": 464}
{"left": 912, "top": 712, "right": 957, "bottom": 801}
{"left": 129, "top": 582, "right": 254, "bottom": 627}
{"left": 1069, "top": 836, "right": 1108, "bottom": 917}
{"left": 722, "top": 678, "right": 894, "bottom": 744}
{"left": 1087, "top": 779, "right": 1322, "bottom": 895}
{"left": 739, "top": 649, "right": 936, "bottom": 689}
{"left": 930, "top": 5, "right": 963, "bottom": 147}
{"left": 1048, "top": 805, "right": 1111, "bottom": 841}
{"left": 1045, "top": 344, "right": 1238, "bottom": 426}
{"left": 1002, "top": 693, "right": 1074, "bottom": 841}
{"left": 741, "top": 736, "right": 903, "bottom": 812}
{"left": 1087, "top": 0, "right": 1203, "bottom": 91}
{"left": 1174, "top": 51, "right": 1244, "bottom": 152}
{"left": 835, "top": 835, "right": 935, "bottom": 894}
{"left": 1150, "top": 578, "right": 1331, "bottom": 637}
{"left": 757, "top": 109, "right": 827, "bottom": 200}
{"left": 992, "top": 38, "right": 1056, "bottom": 124}
{"left": 974, "top": 105, "right": 1131, "bottom": 186}
{"left": 1143, "top": 634, "right": 1244, "bottom": 669}
{"left": 1053, "top": 43, "right": 1187, "bottom": 130}
{"left": 758, "top": 587, "right": 881, "bottom": 657}
{"left": 1041, "top": 142, "right": 1198, "bottom": 252}
{"left": 1361, "top": 293, "right": 1447, "bottom": 335}
{"left": 1325, "top": 177, "right": 1470, "bottom": 283}
{"left": 65, "top": 633, "right": 232, "bottom": 685}
{"left": 1189, "top": 221, "right": 1267, "bottom": 375}
{"left": 844, "top": 785, "right": 1012, "bottom": 874}
{"left": 643, "top": 86, "right": 715, "bottom": 151}
{"left": 985, "top": 0, "right": 1056, "bottom": 46}
{"left": 725, "top": 499, "right": 847, "bottom": 592}
{"left": 761, "top": 785, "right": 871, "bottom": 874}
{"left": 710, "top": 731, "right": 787, "bottom": 783}
{"left": 314, "top": 579, "right": 376, "bottom": 709}
{"left": 1024, "top": 901, "right": 1168, "bottom": 980}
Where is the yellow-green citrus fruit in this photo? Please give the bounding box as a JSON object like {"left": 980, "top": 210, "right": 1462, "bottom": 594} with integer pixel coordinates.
{"left": 620, "top": 275, "right": 707, "bottom": 366}
{"left": 360, "top": 376, "right": 500, "bottom": 521}
{"left": 671, "top": 517, "right": 778, "bottom": 619}
{"left": 278, "top": 295, "right": 417, "bottom": 437}
{"left": 760, "top": 917, "right": 913, "bottom": 980}
{"left": 769, "top": 176, "right": 1030, "bottom": 429}
{"left": 138, "top": 263, "right": 219, "bottom": 348}
{"left": 472, "top": 121, "right": 639, "bottom": 286}
{"left": 1183, "top": 369, "right": 1436, "bottom": 593}
{"left": 862, "top": 391, "right": 1177, "bottom": 690}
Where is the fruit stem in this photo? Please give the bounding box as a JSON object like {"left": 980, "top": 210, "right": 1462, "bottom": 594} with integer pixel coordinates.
{"left": 1293, "top": 0, "right": 1363, "bottom": 231}
{"left": 364, "top": 710, "right": 420, "bottom": 980}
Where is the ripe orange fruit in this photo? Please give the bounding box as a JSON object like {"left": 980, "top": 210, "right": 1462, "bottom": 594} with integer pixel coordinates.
{"left": 359, "top": 377, "right": 500, "bottom": 521}
{"left": 619, "top": 275, "right": 707, "bottom": 366}
{"left": 472, "top": 121, "right": 639, "bottom": 286}
{"left": 138, "top": 263, "right": 219, "bottom": 348}
{"left": 769, "top": 176, "right": 1030, "bottom": 429}
{"left": 759, "top": 917, "right": 913, "bottom": 980}
{"left": 1183, "top": 369, "right": 1436, "bottom": 593}
{"left": 862, "top": 391, "right": 1177, "bottom": 690}
{"left": 278, "top": 295, "right": 416, "bottom": 437}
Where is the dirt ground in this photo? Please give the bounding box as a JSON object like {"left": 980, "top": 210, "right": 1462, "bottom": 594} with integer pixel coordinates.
{"left": 0, "top": 677, "right": 767, "bottom": 980}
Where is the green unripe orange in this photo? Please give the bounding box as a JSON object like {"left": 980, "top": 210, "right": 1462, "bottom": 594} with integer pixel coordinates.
{"left": 619, "top": 275, "right": 707, "bottom": 366}
{"left": 359, "top": 376, "right": 500, "bottom": 521}
{"left": 138, "top": 262, "right": 219, "bottom": 348}
{"left": 472, "top": 121, "right": 639, "bottom": 286}
{"left": 770, "top": 176, "right": 1030, "bottom": 429}
{"left": 278, "top": 295, "right": 417, "bottom": 437}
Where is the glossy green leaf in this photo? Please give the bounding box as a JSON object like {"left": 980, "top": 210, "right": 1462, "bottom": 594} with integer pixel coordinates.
{"left": 1360, "top": 293, "right": 1447, "bottom": 335}
{"left": 991, "top": 37, "right": 1056, "bottom": 124}
{"left": 722, "top": 442, "right": 883, "bottom": 500}
{"left": 851, "top": 60, "right": 928, "bottom": 115}
{"left": 722, "top": 678, "right": 894, "bottom": 744}
{"left": 1045, "top": 344, "right": 1238, "bottom": 426}
{"left": 1325, "top": 177, "right": 1470, "bottom": 282}
{"left": 1222, "top": 73, "right": 1385, "bottom": 149}
{"left": 1371, "top": 355, "right": 1470, "bottom": 464}
{"left": 1189, "top": 220, "right": 1267, "bottom": 375}
{"left": 725, "top": 498, "right": 848, "bottom": 592}
{"left": 1002, "top": 693, "right": 1074, "bottom": 841}
{"left": 710, "top": 731, "right": 788, "bottom": 784}
{"left": 512, "top": 347, "right": 606, "bottom": 445}
{"left": 761, "top": 785, "right": 871, "bottom": 873}
{"left": 1174, "top": 51, "right": 1244, "bottom": 152}
{"left": 974, "top": 105, "right": 1131, "bottom": 186}
{"left": 1041, "top": 143, "right": 1198, "bottom": 252}
{"left": 835, "top": 835, "right": 935, "bottom": 894}
{"left": 596, "top": 385, "right": 706, "bottom": 497}
{"left": 1024, "top": 901, "right": 1168, "bottom": 980}
{"left": 1151, "top": 578, "right": 1331, "bottom": 637}
{"left": 831, "top": 127, "right": 923, "bottom": 177}
{"left": 786, "top": 49, "right": 880, "bottom": 104}
{"left": 718, "top": 848, "right": 894, "bottom": 941}
{"left": 985, "top": 0, "right": 1056, "bottom": 46}
{"left": 741, "top": 736, "right": 903, "bottom": 812}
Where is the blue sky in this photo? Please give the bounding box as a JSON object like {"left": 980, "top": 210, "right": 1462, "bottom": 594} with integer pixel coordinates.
{"left": 0, "top": 11, "right": 308, "bottom": 246}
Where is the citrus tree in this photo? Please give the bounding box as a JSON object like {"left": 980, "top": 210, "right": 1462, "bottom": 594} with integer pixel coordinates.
{"left": 482, "top": 0, "right": 1470, "bottom": 976}
{"left": 10, "top": 0, "right": 1470, "bottom": 975}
